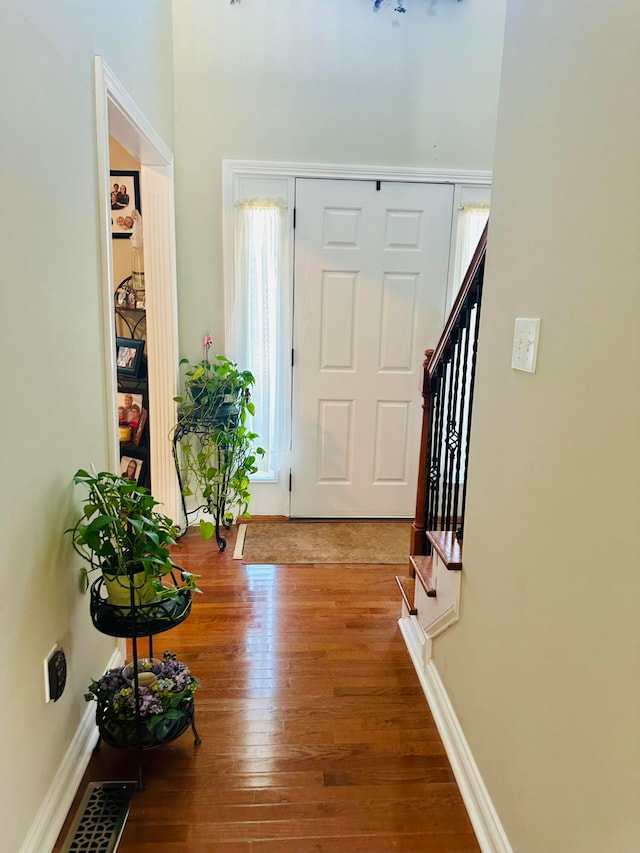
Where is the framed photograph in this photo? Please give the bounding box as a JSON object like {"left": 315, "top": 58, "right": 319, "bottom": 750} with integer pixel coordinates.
{"left": 117, "top": 391, "right": 143, "bottom": 429}
{"left": 132, "top": 406, "right": 148, "bottom": 447}
{"left": 116, "top": 337, "right": 145, "bottom": 379}
{"left": 110, "top": 169, "right": 141, "bottom": 239}
{"left": 120, "top": 455, "right": 144, "bottom": 484}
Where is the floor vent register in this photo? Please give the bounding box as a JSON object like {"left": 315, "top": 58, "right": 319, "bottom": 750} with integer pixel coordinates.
{"left": 59, "top": 782, "right": 137, "bottom": 853}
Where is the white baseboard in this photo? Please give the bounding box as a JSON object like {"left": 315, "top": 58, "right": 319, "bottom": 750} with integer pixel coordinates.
{"left": 398, "top": 618, "right": 512, "bottom": 853}
{"left": 20, "top": 647, "right": 124, "bottom": 853}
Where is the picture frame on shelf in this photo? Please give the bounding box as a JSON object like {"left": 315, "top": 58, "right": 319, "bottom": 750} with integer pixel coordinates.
{"left": 116, "top": 337, "right": 145, "bottom": 380}
{"left": 132, "top": 407, "right": 148, "bottom": 447}
{"left": 117, "top": 390, "right": 143, "bottom": 431}
{"left": 110, "top": 170, "right": 141, "bottom": 239}
{"left": 114, "top": 278, "right": 135, "bottom": 310}
{"left": 120, "top": 455, "right": 144, "bottom": 484}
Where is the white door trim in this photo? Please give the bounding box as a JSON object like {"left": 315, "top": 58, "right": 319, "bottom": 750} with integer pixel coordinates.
{"left": 221, "top": 161, "right": 492, "bottom": 517}
{"left": 222, "top": 160, "right": 491, "bottom": 349}
{"left": 223, "top": 159, "right": 492, "bottom": 185}
{"left": 94, "top": 57, "right": 181, "bottom": 522}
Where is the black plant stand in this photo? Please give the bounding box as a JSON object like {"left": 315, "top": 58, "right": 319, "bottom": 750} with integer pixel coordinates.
{"left": 90, "top": 568, "right": 201, "bottom": 790}
{"left": 171, "top": 418, "right": 238, "bottom": 551}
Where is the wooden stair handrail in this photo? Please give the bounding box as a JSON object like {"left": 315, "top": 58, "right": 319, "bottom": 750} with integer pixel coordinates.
{"left": 429, "top": 222, "right": 488, "bottom": 380}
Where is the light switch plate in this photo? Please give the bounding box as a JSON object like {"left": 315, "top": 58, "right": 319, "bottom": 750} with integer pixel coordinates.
{"left": 512, "top": 317, "right": 540, "bottom": 373}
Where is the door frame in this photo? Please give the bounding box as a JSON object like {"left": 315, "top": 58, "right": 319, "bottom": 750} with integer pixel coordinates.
{"left": 95, "top": 58, "right": 181, "bottom": 523}
{"left": 222, "top": 160, "right": 492, "bottom": 517}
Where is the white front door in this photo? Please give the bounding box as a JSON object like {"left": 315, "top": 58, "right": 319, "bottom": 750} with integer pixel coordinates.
{"left": 290, "top": 178, "right": 454, "bottom": 518}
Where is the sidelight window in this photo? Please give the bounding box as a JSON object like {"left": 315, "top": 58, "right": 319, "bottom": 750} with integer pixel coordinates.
{"left": 233, "top": 198, "right": 288, "bottom": 480}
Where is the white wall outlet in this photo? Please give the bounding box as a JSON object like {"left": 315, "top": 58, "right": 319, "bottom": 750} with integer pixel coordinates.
{"left": 512, "top": 317, "right": 540, "bottom": 373}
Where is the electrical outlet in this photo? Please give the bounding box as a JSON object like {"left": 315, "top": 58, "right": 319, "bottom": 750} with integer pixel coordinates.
{"left": 44, "top": 644, "right": 67, "bottom": 703}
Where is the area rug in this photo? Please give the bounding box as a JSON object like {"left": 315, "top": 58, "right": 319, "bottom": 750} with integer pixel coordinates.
{"left": 235, "top": 521, "right": 411, "bottom": 565}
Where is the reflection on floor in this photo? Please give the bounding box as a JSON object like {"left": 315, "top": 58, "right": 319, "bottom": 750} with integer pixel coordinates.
{"left": 54, "top": 524, "right": 479, "bottom": 853}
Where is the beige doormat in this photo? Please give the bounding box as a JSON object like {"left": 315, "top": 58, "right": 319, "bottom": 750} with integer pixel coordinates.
{"left": 235, "top": 521, "right": 411, "bottom": 565}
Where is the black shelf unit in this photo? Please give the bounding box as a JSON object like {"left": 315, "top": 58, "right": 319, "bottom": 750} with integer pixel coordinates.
{"left": 115, "top": 306, "right": 146, "bottom": 340}
{"left": 115, "top": 276, "right": 151, "bottom": 491}
{"left": 117, "top": 391, "right": 150, "bottom": 491}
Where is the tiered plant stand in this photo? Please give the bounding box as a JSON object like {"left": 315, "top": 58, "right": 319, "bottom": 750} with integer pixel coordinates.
{"left": 89, "top": 568, "right": 201, "bottom": 788}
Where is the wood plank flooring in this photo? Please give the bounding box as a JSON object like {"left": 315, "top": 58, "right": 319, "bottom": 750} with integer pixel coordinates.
{"left": 54, "top": 524, "right": 479, "bottom": 852}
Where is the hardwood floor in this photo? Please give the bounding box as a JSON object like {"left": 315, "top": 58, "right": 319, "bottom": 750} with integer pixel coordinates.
{"left": 55, "top": 524, "right": 479, "bottom": 852}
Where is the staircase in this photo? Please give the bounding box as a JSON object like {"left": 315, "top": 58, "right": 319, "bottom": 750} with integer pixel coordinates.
{"left": 397, "top": 223, "right": 487, "bottom": 643}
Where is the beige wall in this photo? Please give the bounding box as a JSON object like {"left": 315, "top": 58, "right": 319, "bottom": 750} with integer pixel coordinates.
{"left": 0, "top": 2, "right": 174, "bottom": 849}
{"left": 171, "top": 0, "right": 507, "bottom": 360}
{"left": 435, "top": 1, "right": 640, "bottom": 850}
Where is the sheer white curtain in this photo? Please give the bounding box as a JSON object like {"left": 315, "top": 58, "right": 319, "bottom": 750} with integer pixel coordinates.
{"left": 451, "top": 202, "right": 490, "bottom": 306}
{"left": 460, "top": 202, "right": 489, "bottom": 258}
{"left": 447, "top": 201, "right": 489, "bottom": 484}
{"left": 234, "top": 198, "right": 287, "bottom": 478}
{"left": 456, "top": 204, "right": 489, "bottom": 363}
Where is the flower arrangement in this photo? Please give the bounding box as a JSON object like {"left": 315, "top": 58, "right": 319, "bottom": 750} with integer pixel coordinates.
{"left": 86, "top": 651, "right": 199, "bottom": 747}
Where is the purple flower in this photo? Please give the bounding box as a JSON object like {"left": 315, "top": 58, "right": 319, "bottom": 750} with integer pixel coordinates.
{"left": 85, "top": 651, "right": 199, "bottom": 731}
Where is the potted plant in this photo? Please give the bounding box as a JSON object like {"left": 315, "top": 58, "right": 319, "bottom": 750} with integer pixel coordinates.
{"left": 171, "top": 337, "right": 265, "bottom": 550}
{"left": 67, "top": 468, "right": 200, "bottom": 608}
{"left": 85, "top": 650, "right": 200, "bottom": 748}
{"left": 176, "top": 335, "right": 255, "bottom": 426}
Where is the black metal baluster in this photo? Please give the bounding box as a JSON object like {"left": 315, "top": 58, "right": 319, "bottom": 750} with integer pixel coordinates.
{"left": 431, "top": 362, "right": 447, "bottom": 531}
{"left": 446, "top": 324, "right": 463, "bottom": 531}
{"left": 442, "top": 335, "right": 460, "bottom": 532}
{"left": 458, "top": 268, "right": 484, "bottom": 540}
{"left": 425, "top": 371, "right": 440, "bottom": 536}
{"left": 452, "top": 308, "right": 471, "bottom": 535}
{"left": 424, "top": 381, "right": 438, "bottom": 538}
{"left": 417, "top": 227, "right": 487, "bottom": 547}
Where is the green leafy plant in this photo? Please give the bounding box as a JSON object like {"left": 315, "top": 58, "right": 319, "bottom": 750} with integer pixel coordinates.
{"left": 171, "top": 338, "right": 264, "bottom": 548}
{"left": 174, "top": 336, "right": 256, "bottom": 423}
{"left": 67, "top": 468, "right": 200, "bottom": 601}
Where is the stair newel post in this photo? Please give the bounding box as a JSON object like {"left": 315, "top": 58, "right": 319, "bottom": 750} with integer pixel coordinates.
{"left": 411, "top": 349, "right": 434, "bottom": 557}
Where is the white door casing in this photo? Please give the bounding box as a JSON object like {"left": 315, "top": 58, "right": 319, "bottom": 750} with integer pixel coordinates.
{"left": 95, "top": 58, "right": 181, "bottom": 523}
{"left": 290, "top": 179, "right": 454, "bottom": 518}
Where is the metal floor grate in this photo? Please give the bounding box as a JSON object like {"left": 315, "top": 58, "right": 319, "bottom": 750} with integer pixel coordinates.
{"left": 60, "top": 782, "right": 137, "bottom": 853}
